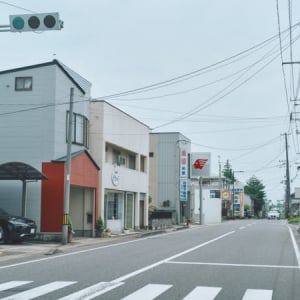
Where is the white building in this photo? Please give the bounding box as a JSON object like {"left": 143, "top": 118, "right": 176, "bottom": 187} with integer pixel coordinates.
{"left": 190, "top": 177, "right": 222, "bottom": 224}
{"left": 89, "top": 101, "right": 150, "bottom": 232}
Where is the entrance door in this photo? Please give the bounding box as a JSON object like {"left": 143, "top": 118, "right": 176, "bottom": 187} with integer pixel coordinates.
{"left": 124, "top": 193, "right": 134, "bottom": 229}
{"left": 70, "top": 187, "right": 94, "bottom": 237}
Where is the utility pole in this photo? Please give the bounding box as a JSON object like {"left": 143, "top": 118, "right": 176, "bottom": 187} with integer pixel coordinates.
{"left": 199, "top": 176, "right": 203, "bottom": 225}
{"left": 284, "top": 133, "right": 291, "bottom": 218}
{"left": 62, "top": 88, "right": 74, "bottom": 245}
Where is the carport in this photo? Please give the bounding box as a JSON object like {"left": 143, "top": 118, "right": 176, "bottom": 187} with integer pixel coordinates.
{"left": 0, "top": 162, "right": 47, "bottom": 217}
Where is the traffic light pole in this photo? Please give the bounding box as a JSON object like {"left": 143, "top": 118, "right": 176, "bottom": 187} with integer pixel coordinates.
{"left": 0, "top": 24, "right": 11, "bottom": 32}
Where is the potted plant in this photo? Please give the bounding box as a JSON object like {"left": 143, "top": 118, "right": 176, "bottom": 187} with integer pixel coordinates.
{"left": 96, "top": 216, "right": 104, "bottom": 237}
{"left": 68, "top": 216, "right": 74, "bottom": 243}
{"left": 104, "top": 228, "right": 111, "bottom": 237}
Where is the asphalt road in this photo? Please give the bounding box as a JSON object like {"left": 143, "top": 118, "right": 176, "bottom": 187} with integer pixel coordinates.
{"left": 0, "top": 219, "right": 299, "bottom": 299}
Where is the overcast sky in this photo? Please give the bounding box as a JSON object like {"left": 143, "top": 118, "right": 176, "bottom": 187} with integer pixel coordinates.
{"left": 1, "top": 0, "right": 300, "bottom": 203}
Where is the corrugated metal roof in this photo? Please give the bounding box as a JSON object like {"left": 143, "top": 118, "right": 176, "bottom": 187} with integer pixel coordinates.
{"left": 0, "top": 162, "right": 47, "bottom": 181}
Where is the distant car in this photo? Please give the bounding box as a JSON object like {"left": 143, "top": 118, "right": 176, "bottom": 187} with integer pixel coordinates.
{"left": 267, "top": 210, "right": 280, "bottom": 220}
{"left": 0, "top": 208, "right": 37, "bottom": 243}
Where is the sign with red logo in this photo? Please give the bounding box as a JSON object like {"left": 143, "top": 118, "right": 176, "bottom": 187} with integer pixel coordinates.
{"left": 193, "top": 158, "right": 208, "bottom": 170}
{"left": 190, "top": 152, "right": 211, "bottom": 178}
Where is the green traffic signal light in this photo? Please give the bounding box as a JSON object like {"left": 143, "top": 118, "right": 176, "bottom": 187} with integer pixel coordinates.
{"left": 9, "top": 12, "right": 62, "bottom": 32}
{"left": 12, "top": 17, "right": 25, "bottom": 30}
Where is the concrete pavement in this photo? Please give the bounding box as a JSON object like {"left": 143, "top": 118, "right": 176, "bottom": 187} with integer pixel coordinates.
{"left": 1, "top": 222, "right": 300, "bottom": 264}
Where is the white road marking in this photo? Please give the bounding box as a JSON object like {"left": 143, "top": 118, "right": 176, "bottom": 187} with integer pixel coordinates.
{"left": 111, "top": 231, "right": 235, "bottom": 284}
{"left": 121, "top": 284, "right": 172, "bottom": 300}
{"left": 288, "top": 225, "right": 300, "bottom": 267}
{"left": 58, "top": 282, "right": 124, "bottom": 300}
{"left": 0, "top": 228, "right": 193, "bottom": 271}
{"left": 58, "top": 231, "right": 235, "bottom": 299}
{"left": 183, "top": 286, "right": 221, "bottom": 300}
{"left": 242, "top": 289, "right": 273, "bottom": 300}
{"left": 167, "top": 260, "right": 300, "bottom": 269}
{"left": 239, "top": 226, "right": 246, "bottom": 230}
{"left": 0, "top": 281, "right": 32, "bottom": 291}
{"left": 1, "top": 281, "right": 76, "bottom": 300}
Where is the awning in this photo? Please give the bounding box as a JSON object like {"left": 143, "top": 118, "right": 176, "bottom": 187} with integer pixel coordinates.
{"left": 0, "top": 161, "right": 47, "bottom": 181}
{"left": 0, "top": 162, "right": 47, "bottom": 217}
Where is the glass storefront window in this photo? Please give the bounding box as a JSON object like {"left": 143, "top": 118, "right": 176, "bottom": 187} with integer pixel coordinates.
{"left": 105, "top": 191, "right": 124, "bottom": 220}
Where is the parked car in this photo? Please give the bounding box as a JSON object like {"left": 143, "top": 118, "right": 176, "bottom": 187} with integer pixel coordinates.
{"left": 0, "top": 208, "right": 37, "bottom": 243}
{"left": 267, "top": 210, "right": 280, "bottom": 220}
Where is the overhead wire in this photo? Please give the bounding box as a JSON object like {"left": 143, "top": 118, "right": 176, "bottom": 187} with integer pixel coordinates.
{"left": 153, "top": 31, "right": 300, "bottom": 130}
{"left": 94, "top": 24, "right": 300, "bottom": 101}
{"left": 0, "top": 1, "right": 36, "bottom": 13}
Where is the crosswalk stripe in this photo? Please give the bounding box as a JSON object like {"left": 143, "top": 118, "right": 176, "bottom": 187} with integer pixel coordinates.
{"left": 242, "top": 289, "right": 273, "bottom": 300}
{"left": 57, "top": 281, "right": 124, "bottom": 300}
{"left": 0, "top": 281, "right": 32, "bottom": 291}
{"left": 183, "top": 286, "right": 222, "bottom": 300}
{"left": 1, "top": 281, "right": 76, "bottom": 300}
{"left": 121, "top": 284, "right": 172, "bottom": 300}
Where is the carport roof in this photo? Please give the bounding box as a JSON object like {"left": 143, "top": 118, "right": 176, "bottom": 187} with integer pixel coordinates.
{"left": 0, "top": 162, "right": 48, "bottom": 181}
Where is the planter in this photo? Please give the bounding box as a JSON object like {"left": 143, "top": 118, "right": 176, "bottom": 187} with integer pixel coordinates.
{"left": 96, "top": 229, "right": 104, "bottom": 237}
{"left": 68, "top": 231, "right": 73, "bottom": 243}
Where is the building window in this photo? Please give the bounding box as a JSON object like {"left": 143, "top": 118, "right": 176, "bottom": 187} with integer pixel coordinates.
{"left": 66, "top": 111, "right": 89, "bottom": 147}
{"left": 129, "top": 154, "right": 136, "bottom": 170}
{"left": 140, "top": 155, "right": 146, "bottom": 172}
{"left": 105, "top": 191, "right": 124, "bottom": 220}
{"left": 15, "top": 77, "right": 32, "bottom": 91}
{"left": 149, "top": 152, "right": 154, "bottom": 158}
{"left": 112, "top": 149, "right": 121, "bottom": 165}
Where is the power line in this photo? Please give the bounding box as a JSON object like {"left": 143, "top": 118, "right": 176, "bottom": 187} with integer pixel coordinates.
{"left": 0, "top": 1, "right": 36, "bottom": 13}
{"left": 94, "top": 23, "right": 300, "bottom": 101}
{"left": 153, "top": 32, "right": 300, "bottom": 130}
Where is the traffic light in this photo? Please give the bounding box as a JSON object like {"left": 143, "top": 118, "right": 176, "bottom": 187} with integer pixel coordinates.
{"left": 9, "top": 12, "right": 63, "bottom": 32}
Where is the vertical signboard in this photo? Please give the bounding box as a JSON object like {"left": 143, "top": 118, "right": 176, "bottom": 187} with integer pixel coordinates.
{"left": 180, "top": 148, "right": 188, "bottom": 202}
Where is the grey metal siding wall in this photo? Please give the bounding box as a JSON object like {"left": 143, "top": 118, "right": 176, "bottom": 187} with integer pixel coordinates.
{"left": 157, "top": 133, "right": 185, "bottom": 209}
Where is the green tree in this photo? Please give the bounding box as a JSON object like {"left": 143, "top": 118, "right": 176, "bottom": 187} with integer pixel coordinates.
{"left": 244, "top": 176, "right": 266, "bottom": 216}
{"left": 222, "top": 160, "right": 234, "bottom": 186}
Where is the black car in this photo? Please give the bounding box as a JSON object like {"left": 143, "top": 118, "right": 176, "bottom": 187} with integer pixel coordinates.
{"left": 0, "top": 208, "right": 37, "bottom": 243}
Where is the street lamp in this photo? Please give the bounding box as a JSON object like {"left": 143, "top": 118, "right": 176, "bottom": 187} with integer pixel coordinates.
{"left": 232, "top": 170, "right": 244, "bottom": 218}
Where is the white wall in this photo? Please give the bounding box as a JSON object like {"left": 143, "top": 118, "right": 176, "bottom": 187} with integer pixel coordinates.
{"left": 89, "top": 101, "right": 150, "bottom": 226}
{"left": 192, "top": 186, "right": 222, "bottom": 224}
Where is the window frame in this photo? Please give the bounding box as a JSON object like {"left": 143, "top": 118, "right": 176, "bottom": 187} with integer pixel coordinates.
{"left": 15, "top": 77, "right": 33, "bottom": 91}
{"left": 66, "top": 111, "right": 89, "bottom": 147}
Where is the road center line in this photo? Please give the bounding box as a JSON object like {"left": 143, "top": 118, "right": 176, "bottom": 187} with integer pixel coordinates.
{"left": 111, "top": 231, "right": 235, "bottom": 284}
{"left": 166, "top": 261, "right": 300, "bottom": 269}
